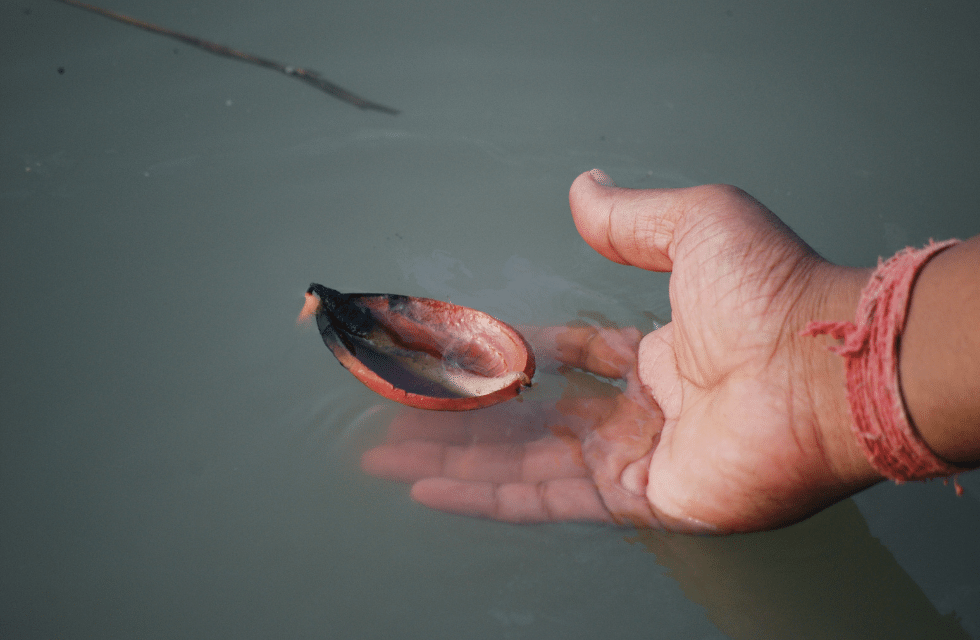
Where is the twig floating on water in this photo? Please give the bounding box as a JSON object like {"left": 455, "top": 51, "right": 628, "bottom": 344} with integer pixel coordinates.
{"left": 51, "top": 0, "right": 399, "bottom": 115}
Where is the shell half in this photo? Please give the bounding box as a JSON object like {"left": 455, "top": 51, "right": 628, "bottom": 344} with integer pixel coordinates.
{"left": 301, "top": 284, "right": 535, "bottom": 410}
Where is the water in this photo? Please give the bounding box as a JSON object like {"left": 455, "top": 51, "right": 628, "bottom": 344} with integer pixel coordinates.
{"left": 2, "top": 0, "right": 979, "bottom": 638}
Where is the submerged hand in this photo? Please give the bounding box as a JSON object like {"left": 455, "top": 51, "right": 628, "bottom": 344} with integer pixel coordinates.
{"left": 363, "top": 171, "right": 884, "bottom": 533}
{"left": 362, "top": 326, "right": 671, "bottom": 527}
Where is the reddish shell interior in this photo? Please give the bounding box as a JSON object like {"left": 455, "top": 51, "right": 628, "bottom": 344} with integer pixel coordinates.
{"left": 324, "top": 295, "right": 535, "bottom": 411}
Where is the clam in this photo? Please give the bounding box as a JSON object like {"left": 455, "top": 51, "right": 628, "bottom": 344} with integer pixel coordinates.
{"left": 299, "top": 284, "right": 535, "bottom": 410}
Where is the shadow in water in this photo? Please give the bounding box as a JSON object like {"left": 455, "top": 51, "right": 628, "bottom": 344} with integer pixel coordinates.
{"left": 627, "top": 499, "right": 969, "bottom": 639}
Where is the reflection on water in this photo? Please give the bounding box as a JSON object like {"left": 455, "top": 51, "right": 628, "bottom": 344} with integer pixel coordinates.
{"left": 628, "top": 500, "right": 970, "bottom": 639}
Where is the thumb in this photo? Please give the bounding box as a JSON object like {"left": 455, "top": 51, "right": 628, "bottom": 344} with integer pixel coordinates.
{"left": 568, "top": 169, "right": 687, "bottom": 272}
{"left": 570, "top": 170, "right": 778, "bottom": 273}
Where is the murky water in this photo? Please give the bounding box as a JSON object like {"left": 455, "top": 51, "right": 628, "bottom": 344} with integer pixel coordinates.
{"left": 2, "top": 1, "right": 979, "bottom": 638}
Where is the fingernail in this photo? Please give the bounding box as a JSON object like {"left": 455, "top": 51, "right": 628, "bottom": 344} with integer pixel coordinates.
{"left": 590, "top": 168, "right": 617, "bottom": 187}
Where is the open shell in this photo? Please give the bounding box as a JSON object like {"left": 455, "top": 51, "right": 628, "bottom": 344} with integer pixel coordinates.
{"left": 300, "top": 284, "right": 535, "bottom": 410}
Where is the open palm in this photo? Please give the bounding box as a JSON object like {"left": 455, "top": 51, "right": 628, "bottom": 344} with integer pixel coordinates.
{"left": 362, "top": 171, "right": 881, "bottom": 533}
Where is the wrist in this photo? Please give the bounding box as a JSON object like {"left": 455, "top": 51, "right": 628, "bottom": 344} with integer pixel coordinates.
{"left": 796, "top": 262, "right": 882, "bottom": 489}
{"left": 800, "top": 240, "right": 976, "bottom": 489}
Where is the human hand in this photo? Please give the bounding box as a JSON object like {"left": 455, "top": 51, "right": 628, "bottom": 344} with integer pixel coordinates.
{"left": 362, "top": 170, "right": 885, "bottom": 533}
{"left": 362, "top": 324, "right": 674, "bottom": 528}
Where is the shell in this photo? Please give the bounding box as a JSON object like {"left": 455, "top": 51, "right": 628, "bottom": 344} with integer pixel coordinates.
{"left": 300, "top": 284, "right": 535, "bottom": 410}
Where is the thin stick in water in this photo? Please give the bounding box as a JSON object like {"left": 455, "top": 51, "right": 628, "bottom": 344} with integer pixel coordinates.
{"left": 51, "top": 0, "right": 399, "bottom": 115}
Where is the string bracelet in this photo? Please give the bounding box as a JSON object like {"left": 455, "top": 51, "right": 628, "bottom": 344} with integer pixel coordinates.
{"left": 800, "top": 239, "right": 968, "bottom": 495}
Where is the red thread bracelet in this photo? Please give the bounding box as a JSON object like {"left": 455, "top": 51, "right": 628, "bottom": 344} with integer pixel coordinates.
{"left": 801, "top": 239, "right": 967, "bottom": 495}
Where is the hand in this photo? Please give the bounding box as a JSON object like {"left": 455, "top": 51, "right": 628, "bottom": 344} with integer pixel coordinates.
{"left": 362, "top": 171, "right": 884, "bottom": 533}
{"left": 362, "top": 325, "right": 672, "bottom": 528}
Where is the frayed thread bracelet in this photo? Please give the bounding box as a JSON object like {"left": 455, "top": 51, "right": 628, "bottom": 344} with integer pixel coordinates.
{"left": 801, "top": 239, "right": 968, "bottom": 496}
